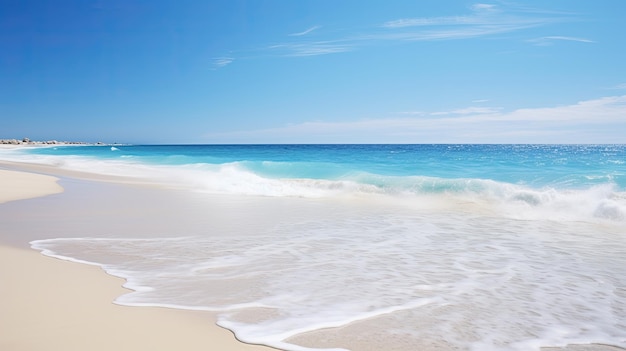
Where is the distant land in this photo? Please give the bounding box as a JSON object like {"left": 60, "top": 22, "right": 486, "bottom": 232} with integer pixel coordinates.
{"left": 0, "top": 138, "right": 99, "bottom": 146}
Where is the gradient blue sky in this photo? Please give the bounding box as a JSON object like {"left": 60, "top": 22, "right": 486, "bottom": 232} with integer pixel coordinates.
{"left": 2, "top": 0, "right": 625, "bottom": 144}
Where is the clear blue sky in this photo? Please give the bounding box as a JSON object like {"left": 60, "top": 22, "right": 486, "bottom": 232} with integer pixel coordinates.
{"left": 2, "top": 0, "right": 625, "bottom": 144}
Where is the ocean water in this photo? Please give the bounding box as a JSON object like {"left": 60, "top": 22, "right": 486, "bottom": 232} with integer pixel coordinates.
{"left": 4, "top": 144, "right": 626, "bottom": 350}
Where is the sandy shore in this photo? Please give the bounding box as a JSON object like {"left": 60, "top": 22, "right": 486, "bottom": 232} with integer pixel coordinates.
{"left": 0, "top": 169, "right": 63, "bottom": 204}
{"left": 0, "top": 166, "right": 274, "bottom": 351}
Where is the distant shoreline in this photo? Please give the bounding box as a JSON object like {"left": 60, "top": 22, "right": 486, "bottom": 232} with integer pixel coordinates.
{"left": 0, "top": 138, "right": 100, "bottom": 146}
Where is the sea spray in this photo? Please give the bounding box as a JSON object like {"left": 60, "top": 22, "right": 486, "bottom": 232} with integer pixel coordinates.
{"left": 3, "top": 145, "right": 626, "bottom": 223}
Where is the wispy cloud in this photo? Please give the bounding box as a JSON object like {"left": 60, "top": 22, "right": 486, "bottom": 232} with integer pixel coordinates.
{"left": 382, "top": 3, "right": 502, "bottom": 28}
{"left": 430, "top": 106, "right": 502, "bottom": 116}
{"left": 289, "top": 25, "right": 321, "bottom": 37}
{"left": 214, "top": 3, "right": 579, "bottom": 61}
{"left": 269, "top": 40, "right": 355, "bottom": 57}
{"left": 212, "top": 57, "right": 234, "bottom": 69}
{"left": 275, "top": 3, "right": 569, "bottom": 57}
{"left": 370, "top": 24, "right": 536, "bottom": 42}
{"left": 527, "top": 36, "right": 594, "bottom": 46}
{"left": 471, "top": 3, "right": 497, "bottom": 12}
{"left": 204, "top": 96, "right": 626, "bottom": 143}
{"left": 377, "top": 2, "right": 556, "bottom": 42}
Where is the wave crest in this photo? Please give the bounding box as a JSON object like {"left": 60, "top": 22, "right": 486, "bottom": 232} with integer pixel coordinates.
{"left": 3, "top": 151, "right": 624, "bottom": 223}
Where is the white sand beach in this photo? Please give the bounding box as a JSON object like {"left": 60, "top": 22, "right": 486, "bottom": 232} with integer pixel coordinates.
{"left": 0, "top": 165, "right": 275, "bottom": 351}
{"left": 0, "top": 169, "right": 63, "bottom": 204}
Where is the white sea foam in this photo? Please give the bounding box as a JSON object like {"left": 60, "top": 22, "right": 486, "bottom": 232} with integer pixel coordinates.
{"left": 2, "top": 149, "right": 625, "bottom": 223}
{"left": 30, "top": 209, "right": 626, "bottom": 351}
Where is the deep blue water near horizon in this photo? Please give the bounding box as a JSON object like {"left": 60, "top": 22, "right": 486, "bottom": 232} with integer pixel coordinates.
{"left": 5, "top": 144, "right": 626, "bottom": 351}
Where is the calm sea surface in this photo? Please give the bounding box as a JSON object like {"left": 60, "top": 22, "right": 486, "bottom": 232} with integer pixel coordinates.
{"left": 4, "top": 144, "right": 626, "bottom": 351}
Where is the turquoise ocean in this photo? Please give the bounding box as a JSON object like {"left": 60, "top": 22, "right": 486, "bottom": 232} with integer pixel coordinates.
{"left": 4, "top": 144, "right": 626, "bottom": 350}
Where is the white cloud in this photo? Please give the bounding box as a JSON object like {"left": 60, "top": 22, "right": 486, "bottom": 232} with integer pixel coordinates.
{"left": 382, "top": 17, "right": 475, "bottom": 28}
{"left": 269, "top": 41, "right": 355, "bottom": 57}
{"left": 471, "top": 4, "right": 497, "bottom": 12}
{"left": 382, "top": 3, "right": 501, "bottom": 28}
{"left": 430, "top": 106, "right": 502, "bottom": 116}
{"left": 215, "top": 3, "right": 576, "bottom": 60}
{"left": 370, "top": 24, "right": 536, "bottom": 42}
{"left": 212, "top": 57, "right": 234, "bottom": 69}
{"left": 204, "top": 96, "right": 626, "bottom": 144}
{"left": 527, "top": 36, "right": 594, "bottom": 46}
{"left": 289, "top": 25, "right": 321, "bottom": 37}
{"left": 504, "top": 95, "right": 626, "bottom": 122}
{"left": 375, "top": 3, "right": 561, "bottom": 43}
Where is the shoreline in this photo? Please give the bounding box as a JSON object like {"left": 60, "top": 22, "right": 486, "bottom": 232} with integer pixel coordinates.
{"left": 1, "top": 151, "right": 624, "bottom": 351}
{"left": 0, "top": 246, "right": 276, "bottom": 351}
{"left": 0, "top": 138, "right": 98, "bottom": 147}
{"left": 0, "top": 164, "right": 276, "bottom": 351}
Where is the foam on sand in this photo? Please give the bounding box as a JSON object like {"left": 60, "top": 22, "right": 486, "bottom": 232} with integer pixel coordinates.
{"left": 0, "top": 245, "right": 274, "bottom": 351}
{"left": 0, "top": 165, "right": 274, "bottom": 351}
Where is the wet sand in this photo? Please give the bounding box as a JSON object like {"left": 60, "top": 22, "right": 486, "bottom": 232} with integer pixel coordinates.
{"left": 0, "top": 164, "right": 275, "bottom": 351}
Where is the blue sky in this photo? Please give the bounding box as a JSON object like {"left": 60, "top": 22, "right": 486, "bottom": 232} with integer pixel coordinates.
{"left": 2, "top": 0, "right": 625, "bottom": 144}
